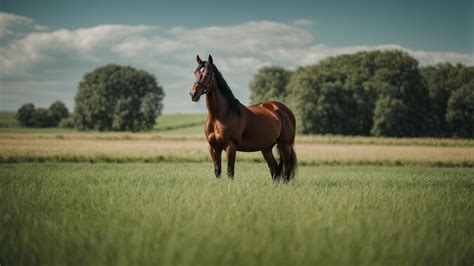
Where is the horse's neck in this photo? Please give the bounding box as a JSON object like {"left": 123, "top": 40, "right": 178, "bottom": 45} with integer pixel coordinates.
{"left": 206, "top": 82, "right": 231, "bottom": 121}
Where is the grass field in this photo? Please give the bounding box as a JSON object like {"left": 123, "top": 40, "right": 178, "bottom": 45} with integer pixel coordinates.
{"left": 2, "top": 163, "right": 473, "bottom": 265}
{"left": 1, "top": 112, "right": 474, "bottom": 265}
{"left": 1, "top": 133, "right": 473, "bottom": 166}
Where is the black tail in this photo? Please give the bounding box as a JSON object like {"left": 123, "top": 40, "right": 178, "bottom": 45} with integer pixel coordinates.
{"left": 288, "top": 146, "right": 297, "bottom": 180}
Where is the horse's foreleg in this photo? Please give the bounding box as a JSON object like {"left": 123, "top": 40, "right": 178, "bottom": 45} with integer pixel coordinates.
{"left": 261, "top": 148, "right": 279, "bottom": 181}
{"left": 209, "top": 145, "right": 222, "bottom": 178}
{"left": 225, "top": 143, "right": 236, "bottom": 179}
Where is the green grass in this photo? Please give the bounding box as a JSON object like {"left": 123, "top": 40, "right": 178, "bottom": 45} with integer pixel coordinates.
{"left": 0, "top": 111, "right": 18, "bottom": 128}
{"left": 154, "top": 113, "right": 206, "bottom": 134}
{"left": 2, "top": 112, "right": 473, "bottom": 265}
{"left": 1, "top": 162, "right": 473, "bottom": 265}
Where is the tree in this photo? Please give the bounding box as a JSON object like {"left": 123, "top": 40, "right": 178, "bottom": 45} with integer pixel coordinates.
{"left": 112, "top": 98, "right": 135, "bottom": 131}
{"left": 368, "top": 51, "right": 433, "bottom": 137}
{"left": 371, "top": 97, "right": 409, "bottom": 137}
{"left": 16, "top": 103, "right": 35, "bottom": 127}
{"left": 250, "top": 66, "right": 292, "bottom": 104}
{"left": 446, "top": 83, "right": 474, "bottom": 137}
{"left": 49, "top": 101, "right": 69, "bottom": 125}
{"left": 31, "top": 108, "right": 55, "bottom": 127}
{"left": 287, "top": 50, "right": 432, "bottom": 136}
{"left": 74, "top": 64, "right": 164, "bottom": 131}
{"left": 421, "top": 64, "right": 474, "bottom": 136}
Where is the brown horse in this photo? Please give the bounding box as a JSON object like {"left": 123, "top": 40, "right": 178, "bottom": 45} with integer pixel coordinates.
{"left": 189, "top": 55, "right": 297, "bottom": 182}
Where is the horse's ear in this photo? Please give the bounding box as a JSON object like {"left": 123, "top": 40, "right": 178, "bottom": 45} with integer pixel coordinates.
{"left": 196, "top": 55, "right": 203, "bottom": 64}
{"left": 208, "top": 55, "right": 213, "bottom": 65}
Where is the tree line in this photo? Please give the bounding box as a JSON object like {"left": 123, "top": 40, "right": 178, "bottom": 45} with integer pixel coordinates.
{"left": 15, "top": 51, "right": 472, "bottom": 136}
{"left": 250, "top": 50, "right": 473, "bottom": 138}
{"left": 16, "top": 101, "right": 71, "bottom": 128}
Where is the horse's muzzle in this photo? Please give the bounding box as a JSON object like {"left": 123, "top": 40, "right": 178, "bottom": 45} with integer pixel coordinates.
{"left": 190, "top": 91, "right": 200, "bottom": 102}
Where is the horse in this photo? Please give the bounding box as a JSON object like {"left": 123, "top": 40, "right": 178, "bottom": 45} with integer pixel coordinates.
{"left": 189, "top": 55, "right": 297, "bottom": 182}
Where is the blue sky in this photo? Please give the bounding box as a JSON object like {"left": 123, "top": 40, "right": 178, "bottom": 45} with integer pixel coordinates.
{"left": 1, "top": 0, "right": 473, "bottom": 113}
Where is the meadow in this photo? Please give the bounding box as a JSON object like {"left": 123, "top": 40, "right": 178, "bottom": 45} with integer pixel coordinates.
{"left": 1, "top": 112, "right": 473, "bottom": 265}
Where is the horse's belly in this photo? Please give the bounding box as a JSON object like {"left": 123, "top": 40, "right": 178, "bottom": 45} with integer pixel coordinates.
{"left": 237, "top": 113, "right": 280, "bottom": 152}
{"left": 237, "top": 134, "right": 278, "bottom": 152}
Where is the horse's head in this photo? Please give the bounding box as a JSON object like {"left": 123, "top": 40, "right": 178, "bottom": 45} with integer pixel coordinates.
{"left": 190, "top": 55, "right": 214, "bottom": 102}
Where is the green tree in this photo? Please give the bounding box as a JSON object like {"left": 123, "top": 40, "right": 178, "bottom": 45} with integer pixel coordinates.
{"left": 112, "top": 98, "right": 135, "bottom": 131}
{"left": 371, "top": 97, "right": 409, "bottom": 137}
{"left": 49, "top": 101, "right": 69, "bottom": 125}
{"left": 31, "top": 108, "right": 55, "bottom": 127}
{"left": 421, "top": 64, "right": 474, "bottom": 136}
{"left": 250, "top": 66, "right": 292, "bottom": 104}
{"left": 287, "top": 50, "right": 432, "bottom": 136}
{"left": 74, "top": 64, "right": 164, "bottom": 131}
{"left": 446, "top": 83, "right": 474, "bottom": 137}
{"left": 368, "top": 51, "right": 433, "bottom": 137}
{"left": 16, "top": 103, "right": 35, "bottom": 127}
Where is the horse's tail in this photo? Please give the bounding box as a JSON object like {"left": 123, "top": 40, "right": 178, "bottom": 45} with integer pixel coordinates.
{"left": 288, "top": 120, "right": 297, "bottom": 180}
{"left": 287, "top": 144, "right": 297, "bottom": 181}
{"left": 274, "top": 101, "right": 297, "bottom": 182}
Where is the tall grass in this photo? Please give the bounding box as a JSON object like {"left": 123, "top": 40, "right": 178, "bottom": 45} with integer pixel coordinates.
{"left": 1, "top": 163, "right": 473, "bottom": 265}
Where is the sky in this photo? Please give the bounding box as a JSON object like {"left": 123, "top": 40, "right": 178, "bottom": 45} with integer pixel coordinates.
{"left": 0, "top": 0, "right": 473, "bottom": 113}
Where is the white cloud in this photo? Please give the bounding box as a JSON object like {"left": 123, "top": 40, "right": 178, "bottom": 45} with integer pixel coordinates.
{"left": 0, "top": 12, "right": 47, "bottom": 38}
{"left": 0, "top": 12, "right": 473, "bottom": 112}
{"left": 0, "top": 12, "right": 33, "bottom": 37}
{"left": 0, "top": 24, "right": 154, "bottom": 78}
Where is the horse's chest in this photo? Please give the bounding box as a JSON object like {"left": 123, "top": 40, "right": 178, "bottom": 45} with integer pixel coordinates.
{"left": 206, "top": 122, "right": 233, "bottom": 147}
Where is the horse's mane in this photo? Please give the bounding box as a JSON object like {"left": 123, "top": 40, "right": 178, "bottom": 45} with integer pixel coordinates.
{"left": 209, "top": 63, "right": 241, "bottom": 115}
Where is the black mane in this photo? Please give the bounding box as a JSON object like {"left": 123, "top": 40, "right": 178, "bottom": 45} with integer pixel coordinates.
{"left": 210, "top": 63, "right": 241, "bottom": 115}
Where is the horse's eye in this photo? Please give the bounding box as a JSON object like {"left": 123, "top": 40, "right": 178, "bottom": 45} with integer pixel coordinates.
{"left": 200, "top": 68, "right": 205, "bottom": 73}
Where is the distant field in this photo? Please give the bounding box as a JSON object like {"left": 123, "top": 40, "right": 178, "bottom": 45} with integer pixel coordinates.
{"left": 0, "top": 112, "right": 18, "bottom": 128}
{"left": 1, "top": 163, "right": 473, "bottom": 265}
{"left": 1, "top": 112, "right": 473, "bottom": 166}
{"left": 154, "top": 113, "right": 206, "bottom": 134}
{"left": 1, "top": 133, "right": 473, "bottom": 167}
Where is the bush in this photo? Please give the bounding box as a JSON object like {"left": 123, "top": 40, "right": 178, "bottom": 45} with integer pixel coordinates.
{"left": 74, "top": 64, "right": 164, "bottom": 131}
{"left": 446, "top": 83, "right": 474, "bottom": 137}
{"left": 16, "top": 103, "right": 35, "bottom": 127}
{"left": 59, "top": 116, "right": 75, "bottom": 128}
{"left": 250, "top": 66, "right": 292, "bottom": 104}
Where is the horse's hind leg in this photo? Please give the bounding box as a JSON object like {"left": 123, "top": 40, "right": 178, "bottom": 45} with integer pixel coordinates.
{"left": 261, "top": 147, "right": 279, "bottom": 181}
{"left": 277, "top": 143, "right": 296, "bottom": 183}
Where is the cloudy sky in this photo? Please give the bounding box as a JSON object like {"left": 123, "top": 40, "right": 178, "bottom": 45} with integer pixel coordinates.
{"left": 1, "top": 0, "right": 473, "bottom": 113}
